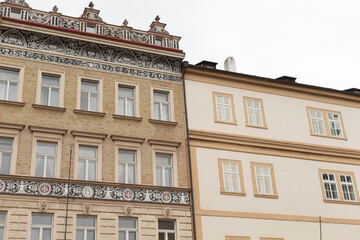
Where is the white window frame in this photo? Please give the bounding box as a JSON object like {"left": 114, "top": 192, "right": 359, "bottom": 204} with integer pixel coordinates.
{"left": 158, "top": 219, "right": 176, "bottom": 240}
{"left": 76, "top": 76, "right": 103, "bottom": 112}
{"left": 36, "top": 69, "right": 65, "bottom": 108}
{"left": 309, "top": 109, "right": 326, "bottom": 135}
{"left": 30, "top": 213, "right": 53, "bottom": 240}
{"left": 156, "top": 153, "right": 173, "bottom": 187}
{"left": 340, "top": 174, "right": 357, "bottom": 201}
{"left": 327, "top": 112, "right": 344, "bottom": 137}
{"left": 0, "top": 212, "right": 6, "bottom": 240}
{"left": 0, "top": 137, "right": 13, "bottom": 175}
{"left": 244, "top": 97, "right": 267, "bottom": 128}
{"left": 222, "top": 162, "right": 241, "bottom": 192}
{"left": 74, "top": 136, "right": 102, "bottom": 181}
{"left": 76, "top": 215, "right": 96, "bottom": 240}
{"left": 114, "top": 82, "right": 140, "bottom": 117}
{"left": 0, "top": 126, "right": 21, "bottom": 175}
{"left": 254, "top": 165, "right": 273, "bottom": 195}
{"left": 322, "top": 172, "right": 340, "bottom": 200}
{"left": 0, "top": 63, "right": 24, "bottom": 102}
{"left": 34, "top": 141, "right": 57, "bottom": 178}
{"left": 118, "top": 217, "right": 137, "bottom": 240}
{"left": 152, "top": 144, "right": 178, "bottom": 187}
{"left": 118, "top": 149, "right": 136, "bottom": 184}
{"left": 78, "top": 145, "right": 98, "bottom": 181}
{"left": 150, "top": 87, "right": 175, "bottom": 122}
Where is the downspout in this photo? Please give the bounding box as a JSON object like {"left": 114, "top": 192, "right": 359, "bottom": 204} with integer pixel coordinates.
{"left": 181, "top": 61, "right": 197, "bottom": 240}
{"left": 319, "top": 216, "right": 322, "bottom": 240}
{"left": 64, "top": 145, "right": 73, "bottom": 240}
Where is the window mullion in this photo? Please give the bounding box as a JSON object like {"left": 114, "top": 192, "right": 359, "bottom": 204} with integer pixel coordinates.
{"left": 43, "top": 155, "right": 48, "bottom": 177}
{"left": 5, "top": 81, "right": 10, "bottom": 100}
{"left": 87, "top": 91, "right": 91, "bottom": 111}
{"left": 39, "top": 226, "right": 43, "bottom": 240}
{"left": 125, "top": 163, "right": 128, "bottom": 184}
{"left": 162, "top": 166, "right": 165, "bottom": 186}
{"left": 48, "top": 87, "right": 52, "bottom": 106}
{"left": 85, "top": 159, "right": 89, "bottom": 181}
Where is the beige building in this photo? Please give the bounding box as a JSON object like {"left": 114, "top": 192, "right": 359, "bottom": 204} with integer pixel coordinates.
{"left": 184, "top": 60, "right": 360, "bottom": 240}
{"left": 0, "top": 0, "right": 192, "bottom": 239}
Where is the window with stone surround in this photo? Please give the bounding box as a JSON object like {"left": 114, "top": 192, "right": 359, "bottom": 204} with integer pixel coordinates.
{"left": 244, "top": 96, "right": 267, "bottom": 128}
{"left": 76, "top": 76, "right": 103, "bottom": 113}
{"left": 212, "top": 92, "right": 237, "bottom": 125}
{"left": 35, "top": 141, "right": 57, "bottom": 178}
{"left": 118, "top": 217, "right": 137, "bottom": 240}
{"left": 76, "top": 215, "right": 96, "bottom": 240}
{"left": 78, "top": 145, "right": 98, "bottom": 181}
{"left": 150, "top": 87, "right": 175, "bottom": 122}
{"left": 0, "top": 67, "right": 20, "bottom": 102}
{"left": 156, "top": 153, "right": 173, "bottom": 187}
{"left": 250, "top": 162, "right": 278, "bottom": 199}
{"left": 158, "top": 219, "right": 176, "bottom": 240}
{"left": 218, "top": 159, "right": 246, "bottom": 196}
{"left": 30, "top": 213, "right": 53, "bottom": 240}
{"left": 0, "top": 212, "right": 6, "bottom": 240}
{"left": 0, "top": 137, "right": 12, "bottom": 175}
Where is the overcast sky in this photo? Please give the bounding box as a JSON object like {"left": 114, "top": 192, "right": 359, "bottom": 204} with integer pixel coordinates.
{"left": 26, "top": 0, "right": 360, "bottom": 91}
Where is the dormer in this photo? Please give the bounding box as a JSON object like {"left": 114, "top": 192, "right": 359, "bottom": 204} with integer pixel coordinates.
{"left": 1, "top": 0, "right": 30, "bottom": 21}
{"left": 79, "top": 2, "right": 104, "bottom": 35}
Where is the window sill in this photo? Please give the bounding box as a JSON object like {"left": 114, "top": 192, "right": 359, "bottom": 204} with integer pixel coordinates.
{"left": 32, "top": 104, "right": 66, "bottom": 112}
{"left": 245, "top": 124, "right": 268, "bottom": 129}
{"left": 0, "top": 99, "right": 25, "bottom": 107}
{"left": 73, "top": 109, "right": 106, "bottom": 117}
{"left": 254, "top": 194, "right": 278, "bottom": 199}
{"left": 214, "top": 120, "right": 237, "bottom": 125}
{"left": 323, "top": 199, "right": 360, "bottom": 205}
{"left": 149, "top": 119, "right": 177, "bottom": 126}
{"left": 310, "top": 133, "right": 348, "bottom": 140}
{"left": 221, "top": 191, "right": 246, "bottom": 197}
{"left": 112, "top": 114, "right": 142, "bottom": 121}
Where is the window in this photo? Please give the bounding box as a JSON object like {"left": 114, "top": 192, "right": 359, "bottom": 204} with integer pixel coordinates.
{"left": 0, "top": 137, "right": 12, "bottom": 174}
{"left": 158, "top": 220, "right": 176, "bottom": 240}
{"left": 78, "top": 145, "right": 98, "bottom": 181}
{"left": 307, "top": 107, "right": 346, "bottom": 139}
{"left": 76, "top": 216, "right": 96, "bottom": 240}
{"left": 0, "top": 68, "right": 19, "bottom": 101}
{"left": 250, "top": 162, "right": 278, "bottom": 198}
{"left": 156, "top": 153, "right": 173, "bottom": 187}
{"left": 86, "top": 25, "right": 96, "bottom": 33}
{"left": 154, "top": 91, "right": 170, "bottom": 121}
{"left": 218, "top": 159, "right": 245, "bottom": 196}
{"left": 155, "top": 39, "right": 162, "bottom": 46}
{"left": 118, "top": 218, "right": 137, "bottom": 240}
{"left": 30, "top": 214, "right": 53, "bottom": 240}
{"left": 319, "top": 170, "right": 359, "bottom": 203}
{"left": 35, "top": 142, "right": 57, "bottom": 178}
{"left": 40, "top": 74, "right": 60, "bottom": 107}
{"left": 9, "top": 10, "right": 21, "bottom": 19}
{"left": 0, "top": 212, "right": 6, "bottom": 240}
{"left": 244, "top": 97, "right": 267, "bottom": 128}
{"left": 80, "top": 81, "right": 99, "bottom": 112}
{"left": 118, "top": 86, "right": 135, "bottom": 116}
{"left": 212, "top": 92, "right": 237, "bottom": 124}
{"left": 118, "top": 150, "right": 136, "bottom": 184}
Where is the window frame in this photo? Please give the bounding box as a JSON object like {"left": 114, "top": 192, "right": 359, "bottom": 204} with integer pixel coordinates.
{"left": 152, "top": 144, "right": 178, "bottom": 187}
{"left": 158, "top": 219, "right": 176, "bottom": 240}
{"left": 150, "top": 86, "right": 175, "bottom": 122}
{"left": 243, "top": 96, "right": 267, "bottom": 129}
{"left": 306, "top": 107, "right": 347, "bottom": 140}
{"left": 30, "top": 213, "right": 53, "bottom": 240}
{"left": 114, "top": 82, "right": 140, "bottom": 118}
{"left": 0, "top": 212, "right": 6, "bottom": 240}
{"left": 0, "top": 63, "right": 24, "bottom": 103}
{"left": 0, "top": 125, "right": 22, "bottom": 175}
{"left": 118, "top": 217, "right": 138, "bottom": 240}
{"left": 318, "top": 169, "right": 360, "bottom": 204}
{"left": 36, "top": 69, "right": 65, "bottom": 108}
{"left": 76, "top": 76, "right": 103, "bottom": 113}
{"left": 250, "top": 162, "right": 278, "bottom": 199}
{"left": 76, "top": 215, "right": 97, "bottom": 240}
{"left": 217, "top": 159, "right": 246, "bottom": 196}
{"left": 212, "top": 92, "right": 237, "bottom": 125}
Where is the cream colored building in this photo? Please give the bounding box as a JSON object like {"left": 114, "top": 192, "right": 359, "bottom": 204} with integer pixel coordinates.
{"left": 184, "top": 60, "right": 360, "bottom": 240}
{"left": 0, "top": 0, "right": 192, "bottom": 239}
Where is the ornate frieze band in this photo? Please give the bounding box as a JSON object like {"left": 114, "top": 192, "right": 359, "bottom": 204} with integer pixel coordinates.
{"left": 0, "top": 178, "right": 190, "bottom": 205}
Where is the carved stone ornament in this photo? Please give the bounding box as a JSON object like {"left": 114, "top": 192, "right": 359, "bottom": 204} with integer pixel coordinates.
{"left": 4, "top": 0, "right": 30, "bottom": 7}
{"left": 82, "top": 204, "right": 93, "bottom": 214}
{"left": 89, "top": 1, "right": 94, "bottom": 8}
{"left": 52, "top": 5, "right": 58, "bottom": 13}
{"left": 163, "top": 208, "right": 172, "bottom": 218}
{"left": 123, "top": 19, "right": 129, "bottom": 27}
{"left": 155, "top": 15, "right": 160, "bottom": 22}
{"left": 123, "top": 205, "right": 133, "bottom": 216}
{"left": 38, "top": 200, "right": 49, "bottom": 212}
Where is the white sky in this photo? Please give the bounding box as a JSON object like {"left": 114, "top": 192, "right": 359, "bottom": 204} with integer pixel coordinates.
{"left": 26, "top": 0, "right": 360, "bottom": 91}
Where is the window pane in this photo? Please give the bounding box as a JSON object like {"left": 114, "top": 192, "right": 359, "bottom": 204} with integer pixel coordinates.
{"left": 156, "top": 154, "right": 171, "bottom": 166}
{"left": 0, "top": 213, "right": 5, "bottom": 223}
{"left": 118, "top": 231, "right": 125, "bottom": 240}
{"left": 89, "top": 93, "right": 98, "bottom": 111}
{"left": 42, "top": 75, "right": 59, "bottom": 86}
{"left": 87, "top": 230, "right": 95, "bottom": 240}
{"left": 8, "top": 82, "right": 17, "bottom": 101}
{"left": 0, "top": 138, "right": 12, "bottom": 151}
{"left": 32, "top": 214, "right": 52, "bottom": 225}
{"left": 154, "top": 92, "right": 168, "bottom": 102}
{"left": 129, "top": 232, "right": 136, "bottom": 240}
{"left": 50, "top": 87, "right": 59, "bottom": 107}
{"left": 80, "top": 92, "right": 88, "bottom": 110}
{"left": 0, "top": 153, "right": 11, "bottom": 174}
{"left": 30, "top": 228, "right": 40, "bottom": 240}
{"left": 81, "top": 81, "right": 98, "bottom": 92}
{"left": 154, "top": 102, "right": 161, "bottom": 120}
{"left": 118, "top": 218, "right": 136, "bottom": 228}
{"left": 40, "top": 86, "right": 50, "bottom": 105}
{"left": 161, "top": 103, "right": 169, "bottom": 121}
{"left": 156, "top": 167, "right": 162, "bottom": 186}
{"left": 79, "top": 146, "right": 97, "bottom": 158}
{"left": 46, "top": 156, "right": 56, "bottom": 178}
{"left": 88, "top": 160, "right": 96, "bottom": 181}
{"left": 127, "top": 98, "right": 134, "bottom": 116}
{"left": 128, "top": 164, "right": 136, "bottom": 184}
{"left": 0, "top": 69, "right": 19, "bottom": 81}
{"left": 118, "top": 97, "right": 125, "bottom": 115}
{"left": 43, "top": 229, "right": 51, "bottom": 240}
{"left": 37, "top": 142, "right": 57, "bottom": 155}
{"left": 118, "top": 164, "right": 125, "bottom": 183}
{"left": 158, "top": 220, "right": 175, "bottom": 230}
{"left": 76, "top": 230, "right": 84, "bottom": 240}
{"left": 168, "top": 233, "right": 175, "bottom": 240}
{"left": 78, "top": 160, "right": 86, "bottom": 180}
{"left": 0, "top": 227, "right": 4, "bottom": 240}
{"left": 35, "top": 156, "right": 45, "bottom": 177}
{"left": 159, "top": 232, "right": 165, "bottom": 240}
{"left": 77, "top": 216, "right": 96, "bottom": 227}
{"left": 119, "top": 150, "right": 135, "bottom": 162}
{"left": 164, "top": 167, "right": 172, "bottom": 187}
{"left": 119, "top": 87, "right": 134, "bottom": 97}
{"left": 0, "top": 81, "right": 6, "bottom": 100}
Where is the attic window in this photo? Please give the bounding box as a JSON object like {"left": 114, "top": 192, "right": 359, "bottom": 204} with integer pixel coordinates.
{"left": 9, "top": 10, "right": 21, "bottom": 19}
{"left": 86, "top": 25, "right": 96, "bottom": 33}
{"left": 155, "top": 39, "right": 162, "bottom": 46}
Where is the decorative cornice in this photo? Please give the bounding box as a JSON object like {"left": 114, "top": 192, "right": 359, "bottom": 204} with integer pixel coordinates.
{"left": 148, "top": 139, "right": 181, "bottom": 147}
{"left": 71, "top": 130, "right": 107, "bottom": 139}
{"left": 29, "top": 125, "right": 67, "bottom": 135}
{"left": 0, "top": 177, "right": 190, "bottom": 205}
{"left": 0, "top": 121, "right": 24, "bottom": 130}
{"left": 73, "top": 109, "right": 106, "bottom": 117}
{"left": 110, "top": 135, "right": 145, "bottom": 143}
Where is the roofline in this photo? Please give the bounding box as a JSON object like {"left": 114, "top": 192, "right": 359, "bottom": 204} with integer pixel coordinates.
{"left": 185, "top": 63, "right": 360, "bottom": 98}
{"left": 0, "top": 16, "right": 184, "bottom": 54}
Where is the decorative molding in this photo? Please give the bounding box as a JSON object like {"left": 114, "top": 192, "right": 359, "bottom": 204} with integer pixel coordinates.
{"left": 4, "top": 0, "right": 30, "bottom": 8}
{"left": 71, "top": 130, "right": 107, "bottom": 139}
{"left": 148, "top": 119, "right": 178, "bottom": 125}
{"left": 82, "top": 204, "right": 93, "bottom": 214}
{"left": 28, "top": 125, "right": 67, "bottom": 135}
{"left": 110, "top": 135, "right": 145, "bottom": 144}
{"left": 163, "top": 208, "right": 172, "bottom": 218}
{"left": 32, "top": 104, "right": 66, "bottom": 112}
{"left": 0, "top": 26, "right": 181, "bottom": 75}
{"left": 112, "top": 114, "right": 143, "bottom": 121}
{"left": 38, "top": 200, "right": 49, "bottom": 212}
{"left": 123, "top": 205, "right": 133, "bottom": 216}
{"left": 148, "top": 139, "right": 181, "bottom": 147}
{"left": 73, "top": 109, "right": 106, "bottom": 117}
{"left": 0, "top": 99, "right": 25, "bottom": 106}
{"left": 0, "top": 178, "right": 190, "bottom": 205}
{"left": 0, "top": 122, "right": 25, "bottom": 130}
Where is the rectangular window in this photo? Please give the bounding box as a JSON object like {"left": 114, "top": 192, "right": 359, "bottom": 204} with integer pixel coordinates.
{"left": 319, "top": 170, "right": 359, "bottom": 203}
{"left": 156, "top": 153, "right": 173, "bottom": 187}
{"left": 80, "top": 81, "right": 98, "bottom": 112}
{"left": 118, "top": 150, "right": 136, "bottom": 184}
{"left": 118, "top": 218, "right": 137, "bottom": 240}
{"left": 218, "top": 159, "right": 245, "bottom": 196}
{"left": 0, "top": 212, "right": 6, "bottom": 240}
{"left": 251, "top": 162, "right": 278, "bottom": 198}
{"left": 213, "top": 92, "right": 236, "bottom": 124}
{"left": 78, "top": 146, "right": 97, "bottom": 181}
{"left": 9, "top": 10, "right": 21, "bottom": 19}
{"left": 86, "top": 25, "right": 96, "bottom": 33}
{"left": 155, "top": 39, "right": 162, "bottom": 46}
{"left": 76, "top": 216, "right": 96, "bottom": 240}
{"left": 30, "top": 214, "right": 52, "bottom": 240}
{"left": 0, "top": 137, "right": 12, "bottom": 174}
{"left": 307, "top": 107, "right": 346, "bottom": 138}
{"left": 35, "top": 142, "right": 57, "bottom": 178}
{"left": 118, "top": 86, "right": 135, "bottom": 117}
{"left": 40, "top": 74, "right": 60, "bottom": 107}
{"left": 244, "top": 97, "right": 267, "bottom": 128}
{"left": 158, "top": 220, "right": 176, "bottom": 240}
{"left": 153, "top": 91, "right": 170, "bottom": 121}
{"left": 0, "top": 68, "right": 19, "bottom": 102}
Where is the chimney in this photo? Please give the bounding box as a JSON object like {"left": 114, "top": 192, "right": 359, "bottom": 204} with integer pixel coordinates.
{"left": 224, "top": 57, "right": 236, "bottom": 72}
{"left": 276, "top": 76, "right": 297, "bottom": 83}
{"left": 195, "top": 60, "right": 218, "bottom": 69}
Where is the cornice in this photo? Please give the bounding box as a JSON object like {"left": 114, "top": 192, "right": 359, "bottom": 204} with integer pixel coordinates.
{"left": 29, "top": 125, "right": 67, "bottom": 135}
{"left": 0, "top": 121, "right": 24, "bottom": 130}
{"left": 148, "top": 139, "right": 181, "bottom": 147}
{"left": 71, "top": 130, "right": 107, "bottom": 139}
{"left": 110, "top": 135, "right": 145, "bottom": 144}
